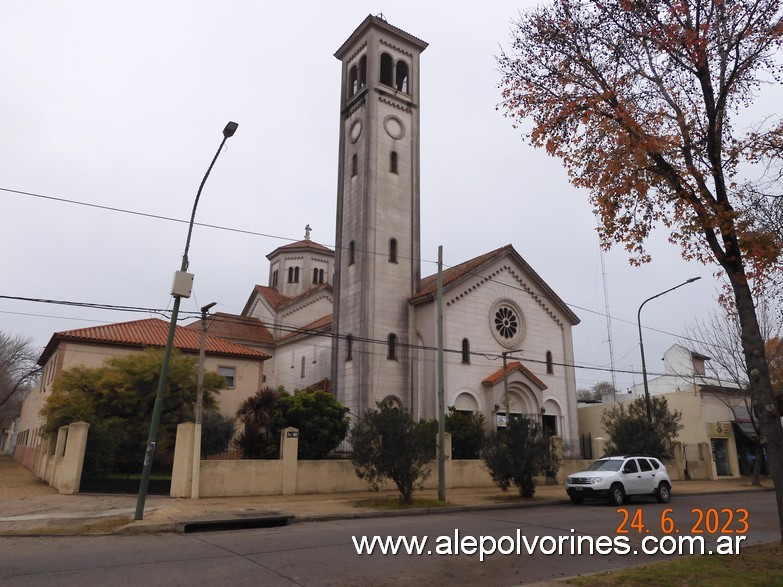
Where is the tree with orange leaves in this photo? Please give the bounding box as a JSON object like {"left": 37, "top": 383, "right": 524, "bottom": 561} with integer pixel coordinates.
{"left": 498, "top": 0, "right": 783, "bottom": 539}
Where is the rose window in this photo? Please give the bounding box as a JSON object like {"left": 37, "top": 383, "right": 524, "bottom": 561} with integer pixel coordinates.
{"left": 494, "top": 306, "right": 518, "bottom": 339}
{"left": 489, "top": 300, "right": 525, "bottom": 348}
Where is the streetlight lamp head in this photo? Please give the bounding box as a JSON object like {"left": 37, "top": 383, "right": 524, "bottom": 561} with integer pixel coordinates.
{"left": 223, "top": 121, "right": 239, "bottom": 138}
{"left": 201, "top": 301, "right": 218, "bottom": 313}
{"left": 686, "top": 277, "right": 701, "bottom": 283}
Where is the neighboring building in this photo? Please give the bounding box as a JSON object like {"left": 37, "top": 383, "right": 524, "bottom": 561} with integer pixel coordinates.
{"left": 629, "top": 343, "right": 714, "bottom": 397}
{"left": 196, "top": 16, "right": 581, "bottom": 443}
{"left": 579, "top": 344, "right": 757, "bottom": 479}
{"left": 13, "top": 318, "right": 269, "bottom": 469}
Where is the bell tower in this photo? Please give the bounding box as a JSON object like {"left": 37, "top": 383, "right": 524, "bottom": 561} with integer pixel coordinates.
{"left": 332, "top": 16, "right": 427, "bottom": 418}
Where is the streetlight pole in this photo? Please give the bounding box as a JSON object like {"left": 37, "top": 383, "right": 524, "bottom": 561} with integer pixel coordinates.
{"left": 135, "top": 121, "right": 238, "bottom": 520}
{"left": 637, "top": 277, "right": 701, "bottom": 427}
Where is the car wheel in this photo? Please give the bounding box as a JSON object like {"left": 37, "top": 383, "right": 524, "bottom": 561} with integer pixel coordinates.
{"left": 570, "top": 495, "right": 584, "bottom": 505}
{"left": 609, "top": 483, "right": 625, "bottom": 507}
{"left": 655, "top": 482, "right": 671, "bottom": 504}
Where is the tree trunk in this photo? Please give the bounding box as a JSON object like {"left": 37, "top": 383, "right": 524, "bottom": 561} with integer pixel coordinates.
{"left": 730, "top": 274, "right": 783, "bottom": 542}
{"left": 752, "top": 440, "right": 762, "bottom": 487}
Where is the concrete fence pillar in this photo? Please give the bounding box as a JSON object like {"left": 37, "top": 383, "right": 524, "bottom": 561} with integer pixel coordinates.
{"left": 171, "top": 423, "right": 196, "bottom": 498}
{"left": 281, "top": 427, "right": 299, "bottom": 495}
{"left": 49, "top": 426, "right": 69, "bottom": 486}
{"left": 592, "top": 436, "right": 607, "bottom": 460}
{"left": 57, "top": 421, "right": 89, "bottom": 494}
{"left": 37, "top": 434, "right": 57, "bottom": 480}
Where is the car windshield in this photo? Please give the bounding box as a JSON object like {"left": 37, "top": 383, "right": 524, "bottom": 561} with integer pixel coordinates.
{"left": 584, "top": 460, "right": 623, "bottom": 472}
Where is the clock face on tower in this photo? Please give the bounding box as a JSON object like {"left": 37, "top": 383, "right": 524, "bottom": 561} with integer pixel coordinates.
{"left": 349, "top": 119, "right": 362, "bottom": 143}
{"left": 383, "top": 115, "right": 405, "bottom": 139}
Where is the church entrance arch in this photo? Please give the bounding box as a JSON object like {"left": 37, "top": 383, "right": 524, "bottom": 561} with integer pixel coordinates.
{"left": 506, "top": 382, "right": 540, "bottom": 417}
{"left": 453, "top": 390, "right": 479, "bottom": 414}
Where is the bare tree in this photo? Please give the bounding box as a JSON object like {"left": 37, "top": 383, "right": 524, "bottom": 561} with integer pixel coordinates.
{"left": 0, "top": 332, "right": 41, "bottom": 428}
{"left": 684, "top": 298, "right": 781, "bottom": 485}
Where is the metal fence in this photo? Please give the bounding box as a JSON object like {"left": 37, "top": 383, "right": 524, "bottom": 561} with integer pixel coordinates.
{"left": 579, "top": 433, "right": 593, "bottom": 460}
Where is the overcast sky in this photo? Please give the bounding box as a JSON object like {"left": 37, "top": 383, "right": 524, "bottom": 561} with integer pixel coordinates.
{"left": 2, "top": 1, "right": 744, "bottom": 393}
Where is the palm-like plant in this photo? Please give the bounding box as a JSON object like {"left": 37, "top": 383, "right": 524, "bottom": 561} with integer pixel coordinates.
{"left": 234, "top": 386, "right": 280, "bottom": 459}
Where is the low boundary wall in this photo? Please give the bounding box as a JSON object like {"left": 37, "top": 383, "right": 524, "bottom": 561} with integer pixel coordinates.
{"left": 171, "top": 425, "right": 567, "bottom": 498}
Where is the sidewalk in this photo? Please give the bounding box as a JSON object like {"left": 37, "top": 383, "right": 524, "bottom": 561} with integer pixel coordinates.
{"left": 0, "top": 455, "right": 774, "bottom": 536}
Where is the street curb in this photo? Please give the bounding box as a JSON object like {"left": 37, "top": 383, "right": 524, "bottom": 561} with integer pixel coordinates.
{"left": 294, "top": 498, "right": 571, "bottom": 524}
{"left": 0, "top": 486, "right": 770, "bottom": 537}
{"left": 117, "top": 485, "right": 773, "bottom": 535}
{"left": 114, "top": 521, "right": 176, "bottom": 535}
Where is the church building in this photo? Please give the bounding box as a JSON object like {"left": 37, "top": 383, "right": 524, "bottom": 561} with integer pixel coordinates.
{"left": 215, "top": 15, "right": 581, "bottom": 441}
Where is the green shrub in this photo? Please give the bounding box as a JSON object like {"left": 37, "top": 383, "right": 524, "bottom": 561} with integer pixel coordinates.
{"left": 481, "top": 416, "right": 550, "bottom": 498}
{"left": 350, "top": 402, "right": 436, "bottom": 504}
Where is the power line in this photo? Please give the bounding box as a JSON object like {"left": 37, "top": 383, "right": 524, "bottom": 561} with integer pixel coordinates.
{"left": 2, "top": 293, "right": 671, "bottom": 379}
{"left": 0, "top": 187, "right": 300, "bottom": 246}
{"left": 2, "top": 186, "right": 712, "bottom": 375}
{"left": 1, "top": 184, "right": 700, "bottom": 340}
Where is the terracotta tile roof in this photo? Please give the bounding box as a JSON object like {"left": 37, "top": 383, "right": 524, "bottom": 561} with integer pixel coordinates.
{"left": 184, "top": 312, "right": 274, "bottom": 346}
{"left": 266, "top": 239, "right": 334, "bottom": 260}
{"left": 481, "top": 361, "right": 548, "bottom": 390}
{"left": 39, "top": 318, "right": 271, "bottom": 365}
{"left": 410, "top": 244, "right": 580, "bottom": 326}
{"left": 308, "top": 378, "right": 331, "bottom": 393}
{"left": 411, "top": 245, "right": 513, "bottom": 304}
{"left": 278, "top": 283, "right": 333, "bottom": 311}
{"left": 242, "top": 285, "right": 291, "bottom": 314}
{"left": 278, "top": 314, "right": 333, "bottom": 343}
{"left": 242, "top": 283, "right": 333, "bottom": 316}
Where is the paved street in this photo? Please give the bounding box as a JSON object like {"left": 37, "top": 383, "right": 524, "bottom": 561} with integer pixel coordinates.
{"left": 1, "top": 491, "right": 778, "bottom": 586}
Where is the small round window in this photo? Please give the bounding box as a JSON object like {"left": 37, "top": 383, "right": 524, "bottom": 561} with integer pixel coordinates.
{"left": 489, "top": 300, "right": 525, "bottom": 348}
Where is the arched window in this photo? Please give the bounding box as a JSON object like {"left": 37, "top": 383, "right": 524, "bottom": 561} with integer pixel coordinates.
{"left": 358, "top": 55, "right": 367, "bottom": 87}
{"left": 272, "top": 269, "right": 278, "bottom": 287}
{"left": 395, "top": 60, "right": 409, "bottom": 93}
{"left": 313, "top": 268, "right": 319, "bottom": 284}
{"left": 380, "top": 53, "right": 393, "bottom": 86}
{"left": 300, "top": 356, "right": 306, "bottom": 378}
{"left": 349, "top": 240, "right": 356, "bottom": 265}
{"left": 346, "top": 334, "right": 353, "bottom": 361}
{"left": 287, "top": 267, "right": 294, "bottom": 283}
{"left": 546, "top": 351, "right": 554, "bottom": 374}
{"left": 319, "top": 268, "right": 324, "bottom": 283}
{"left": 294, "top": 267, "right": 300, "bottom": 283}
{"left": 387, "top": 333, "right": 397, "bottom": 360}
{"left": 461, "top": 338, "right": 470, "bottom": 364}
{"left": 389, "top": 238, "right": 398, "bottom": 263}
{"left": 390, "top": 151, "right": 398, "bottom": 174}
{"left": 351, "top": 153, "right": 357, "bottom": 177}
{"left": 349, "top": 65, "right": 358, "bottom": 96}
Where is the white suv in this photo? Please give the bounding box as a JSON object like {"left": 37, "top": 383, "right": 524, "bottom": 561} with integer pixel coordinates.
{"left": 566, "top": 455, "right": 672, "bottom": 506}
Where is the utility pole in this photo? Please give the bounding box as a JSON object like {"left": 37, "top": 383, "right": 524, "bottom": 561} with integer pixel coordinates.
{"left": 191, "top": 301, "right": 216, "bottom": 499}
{"left": 436, "top": 246, "right": 445, "bottom": 502}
